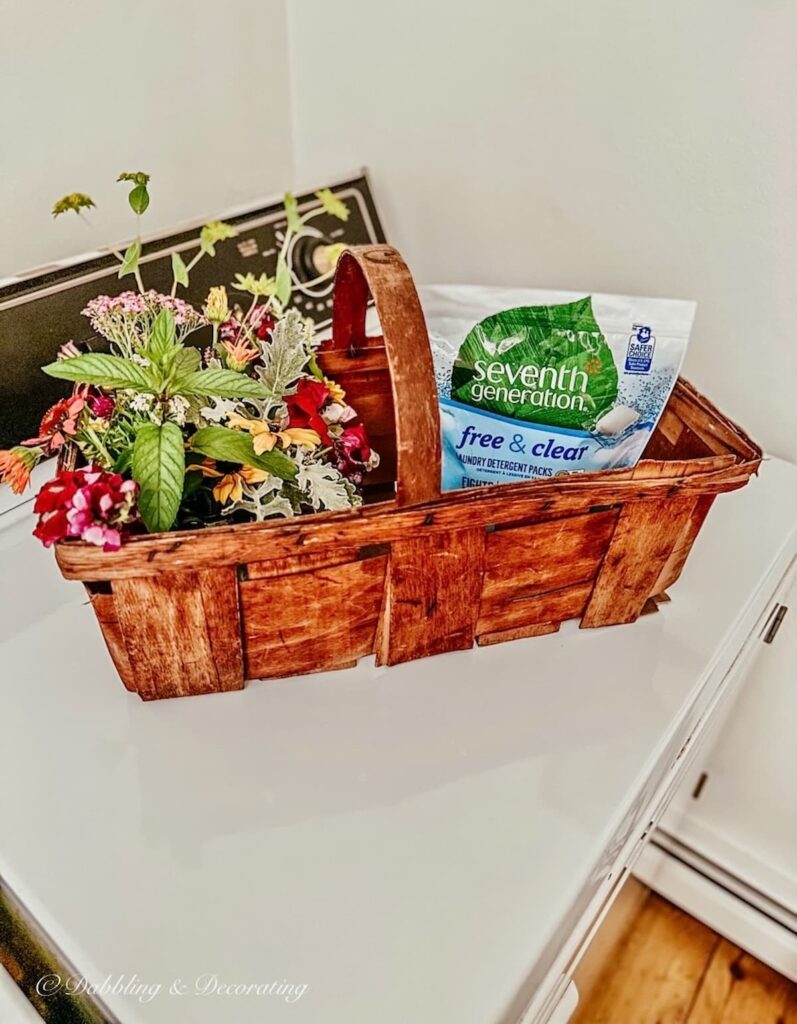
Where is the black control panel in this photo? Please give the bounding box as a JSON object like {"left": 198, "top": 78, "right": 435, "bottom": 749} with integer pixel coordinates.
{"left": 0, "top": 173, "right": 386, "bottom": 447}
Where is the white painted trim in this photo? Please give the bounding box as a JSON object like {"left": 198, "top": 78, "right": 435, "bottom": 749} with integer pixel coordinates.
{"left": 634, "top": 843, "right": 797, "bottom": 981}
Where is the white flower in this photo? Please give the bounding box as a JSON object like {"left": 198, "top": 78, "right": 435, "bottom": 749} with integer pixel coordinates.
{"left": 168, "top": 395, "right": 190, "bottom": 426}
{"left": 321, "top": 401, "right": 346, "bottom": 425}
{"left": 130, "top": 354, "right": 151, "bottom": 367}
{"left": 130, "top": 392, "right": 154, "bottom": 414}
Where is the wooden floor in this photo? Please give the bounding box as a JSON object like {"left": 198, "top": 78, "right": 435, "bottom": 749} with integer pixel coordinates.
{"left": 573, "top": 892, "right": 797, "bottom": 1024}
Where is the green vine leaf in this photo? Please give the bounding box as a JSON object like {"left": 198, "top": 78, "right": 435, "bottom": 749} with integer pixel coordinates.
{"left": 42, "top": 352, "right": 155, "bottom": 391}
{"left": 131, "top": 422, "right": 185, "bottom": 533}
{"left": 118, "top": 240, "right": 142, "bottom": 280}
{"left": 171, "top": 251, "right": 189, "bottom": 288}
{"left": 200, "top": 220, "right": 238, "bottom": 257}
{"left": 190, "top": 426, "right": 297, "bottom": 480}
{"left": 129, "top": 184, "right": 150, "bottom": 215}
{"left": 230, "top": 271, "right": 276, "bottom": 298}
{"left": 315, "top": 188, "right": 349, "bottom": 221}
{"left": 284, "top": 192, "right": 304, "bottom": 233}
{"left": 274, "top": 255, "right": 292, "bottom": 307}
{"left": 171, "top": 368, "right": 267, "bottom": 400}
{"left": 117, "top": 172, "right": 151, "bottom": 216}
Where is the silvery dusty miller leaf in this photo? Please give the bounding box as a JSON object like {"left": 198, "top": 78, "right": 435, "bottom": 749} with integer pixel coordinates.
{"left": 222, "top": 475, "right": 294, "bottom": 522}
{"left": 297, "top": 460, "right": 356, "bottom": 511}
{"left": 255, "top": 310, "right": 313, "bottom": 408}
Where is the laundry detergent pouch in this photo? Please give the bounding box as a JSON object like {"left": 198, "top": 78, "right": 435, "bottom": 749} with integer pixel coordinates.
{"left": 420, "top": 285, "right": 696, "bottom": 491}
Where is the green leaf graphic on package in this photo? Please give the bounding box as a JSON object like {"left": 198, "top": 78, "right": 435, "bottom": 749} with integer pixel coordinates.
{"left": 451, "top": 298, "right": 618, "bottom": 430}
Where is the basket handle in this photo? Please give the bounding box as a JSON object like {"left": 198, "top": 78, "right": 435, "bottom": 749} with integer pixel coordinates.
{"left": 329, "top": 245, "right": 441, "bottom": 507}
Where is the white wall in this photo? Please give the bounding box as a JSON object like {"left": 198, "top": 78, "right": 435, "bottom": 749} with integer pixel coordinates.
{"left": 0, "top": 0, "right": 294, "bottom": 277}
{"left": 3, "top": 1, "right": 794, "bottom": 459}
{"left": 288, "top": 0, "right": 797, "bottom": 461}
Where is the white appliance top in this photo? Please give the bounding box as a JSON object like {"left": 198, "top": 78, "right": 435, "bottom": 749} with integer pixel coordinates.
{"left": 0, "top": 458, "right": 795, "bottom": 1024}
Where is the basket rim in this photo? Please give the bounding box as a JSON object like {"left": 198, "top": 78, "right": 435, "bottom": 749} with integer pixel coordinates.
{"left": 53, "top": 376, "right": 762, "bottom": 578}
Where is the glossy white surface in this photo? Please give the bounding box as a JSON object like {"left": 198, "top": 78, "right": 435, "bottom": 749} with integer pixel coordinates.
{"left": 1, "top": 459, "right": 796, "bottom": 1024}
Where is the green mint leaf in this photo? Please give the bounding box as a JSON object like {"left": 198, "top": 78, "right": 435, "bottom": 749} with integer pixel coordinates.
{"left": 173, "top": 347, "right": 201, "bottom": 376}
{"left": 146, "top": 308, "right": 177, "bottom": 366}
{"left": 171, "top": 251, "right": 189, "bottom": 288}
{"left": 315, "top": 188, "right": 349, "bottom": 221}
{"left": 42, "top": 352, "right": 154, "bottom": 390}
{"left": 171, "top": 368, "right": 267, "bottom": 400}
{"left": 190, "top": 426, "right": 297, "bottom": 481}
{"left": 131, "top": 422, "right": 185, "bottom": 533}
{"left": 118, "top": 240, "right": 142, "bottom": 280}
{"left": 113, "top": 447, "right": 134, "bottom": 475}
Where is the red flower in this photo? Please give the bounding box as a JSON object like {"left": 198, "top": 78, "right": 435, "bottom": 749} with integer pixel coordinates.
{"left": 32, "top": 466, "right": 138, "bottom": 551}
{"left": 33, "top": 470, "right": 79, "bottom": 514}
{"left": 249, "top": 306, "right": 276, "bottom": 340}
{"left": 286, "top": 378, "right": 333, "bottom": 444}
{"left": 88, "top": 393, "right": 115, "bottom": 419}
{"left": 23, "top": 395, "right": 85, "bottom": 453}
{"left": 333, "top": 423, "right": 374, "bottom": 482}
{"left": 32, "top": 507, "right": 70, "bottom": 547}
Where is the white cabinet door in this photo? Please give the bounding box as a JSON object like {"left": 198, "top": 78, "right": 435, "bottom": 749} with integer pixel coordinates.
{"left": 658, "top": 568, "right": 797, "bottom": 913}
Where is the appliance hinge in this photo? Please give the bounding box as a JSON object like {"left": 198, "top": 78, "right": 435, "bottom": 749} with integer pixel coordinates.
{"left": 763, "top": 605, "right": 788, "bottom": 644}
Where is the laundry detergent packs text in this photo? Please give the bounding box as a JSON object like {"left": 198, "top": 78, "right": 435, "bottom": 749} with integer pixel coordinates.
{"left": 420, "top": 285, "right": 696, "bottom": 491}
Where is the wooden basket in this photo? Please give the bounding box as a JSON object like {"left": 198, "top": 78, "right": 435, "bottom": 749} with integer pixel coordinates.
{"left": 55, "top": 246, "right": 762, "bottom": 700}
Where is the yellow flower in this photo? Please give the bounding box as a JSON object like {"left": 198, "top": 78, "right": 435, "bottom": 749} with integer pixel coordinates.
{"left": 226, "top": 414, "right": 320, "bottom": 454}
{"left": 323, "top": 376, "right": 346, "bottom": 403}
{"left": 186, "top": 458, "right": 221, "bottom": 478}
{"left": 187, "top": 458, "right": 269, "bottom": 505}
{"left": 52, "top": 192, "right": 96, "bottom": 218}
{"left": 204, "top": 286, "right": 230, "bottom": 325}
{"left": 212, "top": 466, "right": 269, "bottom": 505}
{"left": 277, "top": 427, "right": 322, "bottom": 450}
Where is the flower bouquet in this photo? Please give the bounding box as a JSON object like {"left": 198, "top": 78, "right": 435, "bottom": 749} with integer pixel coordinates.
{"left": 2, "top": 174, "right": 378, "bottom": 550}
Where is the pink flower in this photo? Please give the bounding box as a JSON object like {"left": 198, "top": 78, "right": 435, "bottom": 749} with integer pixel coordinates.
{"left": 81, "top": 525, "right": 122, "bottom": 550}
{"left": 32, "top": 467, "right": 138, "bottom": 550}
{"left": 57, "top": 340, "right": 82, "bottom": 360}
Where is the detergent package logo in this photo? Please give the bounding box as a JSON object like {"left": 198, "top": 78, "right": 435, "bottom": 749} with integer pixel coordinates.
{"left": 624, "top": 323, "right": 656, "bottom": 374}
{"left": 451, "top": 298, "right": 618, "bottom": 434}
